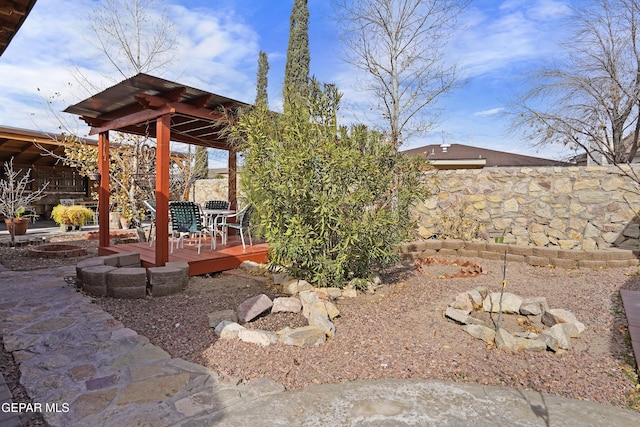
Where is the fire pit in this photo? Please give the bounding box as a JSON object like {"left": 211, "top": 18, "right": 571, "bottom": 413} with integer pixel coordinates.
{"left": 27, "top": 244, "right": 87, "bottom": 259}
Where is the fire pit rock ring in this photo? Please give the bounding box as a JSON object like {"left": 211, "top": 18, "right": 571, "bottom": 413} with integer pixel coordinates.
{"left": 27, "top": 244, "right": 88, "bottom": 259}
{"left": 445, "top": 286, "right": 585, "bottom": 353}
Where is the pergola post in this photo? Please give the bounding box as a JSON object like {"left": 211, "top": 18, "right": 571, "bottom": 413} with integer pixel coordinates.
{"left": 228, "top": 147, "right": 237, "bottom": 211}
{"left": 98, "top": 131, "right": 110, "bottom": 248}
{"left": 155, "top": 114, "right": 171, "bottom": 267}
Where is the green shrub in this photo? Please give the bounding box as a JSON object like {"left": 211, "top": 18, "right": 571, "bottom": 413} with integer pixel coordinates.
{"left": 233, "top": 80, "right": 428, "bottom": 287}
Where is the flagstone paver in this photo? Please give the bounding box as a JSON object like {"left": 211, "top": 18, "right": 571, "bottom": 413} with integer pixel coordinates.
{"left": 0, "top": 267, "right": 284, "bottom": 426}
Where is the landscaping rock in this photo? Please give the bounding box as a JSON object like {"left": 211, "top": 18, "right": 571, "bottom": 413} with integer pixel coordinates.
{"left": 515, "top": 337, "right": 547, "bottom": 352}
{"left": 450, "top": 292, "right": 473, "bottom": 311}
{"left": 271, "top": 297, "right": 302, "bottom": 314}
{"left": 341, "top": 288, "right": 358, "bottom": 298}
{"left": 239, "top": 260, "right": 267, "bottom": 274}
{"left": 299, "top": 290, "right": 320, "bottom": 319}
{"left": 445, "top": 307, "right": 470, "bottom": 324}
{"left": 540, "top": 324, "right": 572, "bottom": 351}
{"left": 271, "top": 273, "right": 291, "bottom": 285}
{"left": 278, "top": 326, "right": 327, "bottom": 348}
{"left": 236, "top": 294, "right": 273, "bottom": 323}
{"left": 467, "top": 288, "right": 484, "bottom": 309}
{"left": 214, "top": 321, "right": 246, "bottom": 340}
{"left": 495, "top": 328, "right": 519, "bottom": 352}
{"left": 208, "top": 309, "right": 238, "bottom": 328}
{"left": 237, "top": 329, "right": 278, "bottom": 347}
{"left": 482, "top": 292, "right": 523, "bottom": 314}
{"left": 461, "top": 324, "right": 495, "bottom": 343}
{"left": 447, "top": 288, "right": 584, "bottom": 354}
{"left": 519, "top": 297, "right": 549, "bottom": 316}
{"left": 541, "top": 309, "right": 585, "bottom": 334}
{"left": 323, "top": 300, "right": 340, "bottom": 320}
{"left": 281, "top": 279, "right": 313, "bottom": 295}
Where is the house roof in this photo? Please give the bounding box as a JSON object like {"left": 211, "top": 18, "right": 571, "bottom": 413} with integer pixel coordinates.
{"left": 64, "top": 73, "right": 251, "bottom": 150}
{"left": 0, "top": 0, "right": 37, "bottom": 56}
{"left": 0, "top": 124, "right": 191, "bottom": 171}
{"left": 0, "top": 125, "right": 96, "bottom": 168}
{"left": 401, "top": 143, "right": 570, "bottom": 169}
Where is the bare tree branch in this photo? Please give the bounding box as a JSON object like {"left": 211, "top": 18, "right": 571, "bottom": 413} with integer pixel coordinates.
{"left": 334, "top": 0, "right": 469, "bottom": 149}
{"left": 509, "top": 0, "right": 640, "bottom": 172}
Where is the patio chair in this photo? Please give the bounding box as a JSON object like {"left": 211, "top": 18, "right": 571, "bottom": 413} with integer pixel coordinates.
{"left": 203, "top": 199, "right": 231, "bottom": 229}
{"left": 204, "top": 200, "right": 230, "bottom": 210}
{"left": 169, "top": 201, "right": 213, "bottom": 254}
{"left": 143, "top": 200, "right": 156, "bottom": 246}
{"left": 224, "top": 204, "right": 254, "bottom": 250}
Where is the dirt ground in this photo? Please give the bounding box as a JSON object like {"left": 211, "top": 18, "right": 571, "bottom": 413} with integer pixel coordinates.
{"left": 1, "top": 235, "right": 640, "bottom": 422}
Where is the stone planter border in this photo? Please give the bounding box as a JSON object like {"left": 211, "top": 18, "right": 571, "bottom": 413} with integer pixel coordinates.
{"left": 75, "top": 253, "right": 189, "bottom": 299}
{"left": 401, "top": 239, "right": 640, "bottom": 269}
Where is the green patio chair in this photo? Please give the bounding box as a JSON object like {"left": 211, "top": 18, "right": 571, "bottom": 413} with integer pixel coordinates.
{"left": 169, "top": 201, "right": 213, "bottom": 254}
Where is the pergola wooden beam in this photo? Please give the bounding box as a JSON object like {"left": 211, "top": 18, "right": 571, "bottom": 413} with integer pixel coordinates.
{"left": 97, "top": 132, "right": 110, "bottom": 248}
{"left": 155, "top": 114, "right": 171, "bottom": 266}
{"left": 85, "top": 105, "right": 175, "bottom": 136}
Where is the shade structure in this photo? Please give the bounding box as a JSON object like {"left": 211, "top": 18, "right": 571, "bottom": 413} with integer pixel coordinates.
{"left": 64, "top": 73, "right": 251, "bottom": 268}
{"left": 0, "top": 0, "right": 38, "bottom": 57}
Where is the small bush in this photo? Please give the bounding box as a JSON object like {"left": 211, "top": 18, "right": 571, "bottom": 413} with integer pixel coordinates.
{"left": 51, "top": 205, "right": 94, "bottom": 226}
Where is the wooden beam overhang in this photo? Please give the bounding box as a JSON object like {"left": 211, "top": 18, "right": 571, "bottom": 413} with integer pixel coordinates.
{"left": 85, "top": 105, "right": 175, "bottom": 135}
{"left": 135, "top": 93, "right": 227, "bottom": 121}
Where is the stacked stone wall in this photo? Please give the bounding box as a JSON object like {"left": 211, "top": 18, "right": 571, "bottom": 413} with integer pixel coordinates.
{"left": 193, "top": 178, "right": 228, "bottom": 204}
{"left": 412, "top": 165, "right": 640, "bottom": 250}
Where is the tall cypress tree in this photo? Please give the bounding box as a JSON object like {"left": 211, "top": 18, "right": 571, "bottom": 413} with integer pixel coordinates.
{"left": 194, "top": 145, "right": 209, "bottom": 180}
{"left": 255, "top": 50, "right": 270, "bottom": 108}
{"left": 283, "top": 0, "right": 310, "bottom": 111}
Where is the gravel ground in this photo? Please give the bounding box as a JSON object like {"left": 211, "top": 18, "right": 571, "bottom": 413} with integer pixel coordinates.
{"left": 98, "top": 257, "right": 640, "bottom": 411}
{"left": 1, "top": 236, "right": 640, "bottom": 421}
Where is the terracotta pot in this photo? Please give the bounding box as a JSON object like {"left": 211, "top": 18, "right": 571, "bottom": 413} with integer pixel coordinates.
{"left": 120, "top": 217, "right": 131, "bottom": 229}
{"left": 4, "top": 217, "right": 29, "bottom": 236}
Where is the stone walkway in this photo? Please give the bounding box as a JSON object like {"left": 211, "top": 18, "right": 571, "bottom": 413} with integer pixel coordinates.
{"left": 0, "top": 266, "right": 284, "bottom": 427}
{"left": 1, "top": 266, "right": 640, "bottom": 426}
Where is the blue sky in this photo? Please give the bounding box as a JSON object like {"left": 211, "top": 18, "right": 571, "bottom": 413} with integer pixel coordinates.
{"left": 0, "top": 0, "right": 579, "bottom": 165}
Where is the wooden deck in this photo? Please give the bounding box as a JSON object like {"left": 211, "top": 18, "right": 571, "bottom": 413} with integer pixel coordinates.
{"left": 98, "top": 235, "right": 268, "bottom": 276}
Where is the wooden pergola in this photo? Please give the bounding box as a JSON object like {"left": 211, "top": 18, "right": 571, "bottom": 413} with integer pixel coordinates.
{"left": 64, "top": 73, "right": 250, "bottom": 268}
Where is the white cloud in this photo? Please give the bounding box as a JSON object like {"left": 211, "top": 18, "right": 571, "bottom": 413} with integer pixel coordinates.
{"left": 0, "top": 0, "right": 264, "bottom": 133}
{"left": 449, "top": 0, "right": 572, "bottom": 78}
{"left": 474, "top": 107, "right": 504, "bottom": 117}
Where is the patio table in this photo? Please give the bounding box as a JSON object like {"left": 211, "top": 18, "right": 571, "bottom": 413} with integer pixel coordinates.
{"left": 203, "top": 209, "right": 235, "bottom": 245}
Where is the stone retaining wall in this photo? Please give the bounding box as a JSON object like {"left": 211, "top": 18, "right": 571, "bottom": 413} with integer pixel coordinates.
{"left": 413, "top": 165, "right": 640, "bottom": 250}
{"left": 194, "top": 178, "right": 229, "bottom": 204}
{"left": 400, "top": 239, "right": 640, "bottom": 269}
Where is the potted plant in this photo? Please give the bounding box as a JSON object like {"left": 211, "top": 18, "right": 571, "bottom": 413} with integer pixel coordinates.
{"left": 0, "top": 158, "right": 49, "bottom": 245}
{"left": 51, "top": 204, "right": 94, "bottom": 231}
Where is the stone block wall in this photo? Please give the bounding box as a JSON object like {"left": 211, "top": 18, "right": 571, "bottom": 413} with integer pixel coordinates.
{"left": 412, "top": 165, "right": 640, "bottom": 250}
{"left": 193, "top": 178, "right": 228, "bottom": 204}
